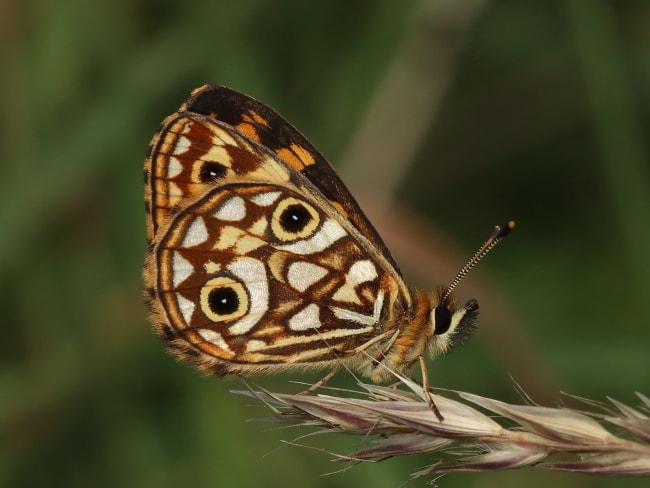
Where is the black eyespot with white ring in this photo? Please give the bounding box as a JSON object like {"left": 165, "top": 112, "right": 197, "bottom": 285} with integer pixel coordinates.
{"left": 200, "top": 276, "right": 249, "bottom": 323}
{"left": 270, "top": 197, "right": 320, "bottom": 242}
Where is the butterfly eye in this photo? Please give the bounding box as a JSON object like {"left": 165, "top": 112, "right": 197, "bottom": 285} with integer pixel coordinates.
{"left": 432, "top": 305, "right": 452, "bottom": 335}
{"left": 271, "top": 197, "right": 320, "bottom": 241}
{"left": 200, "top": 276, "right": 249, "bottom": 323}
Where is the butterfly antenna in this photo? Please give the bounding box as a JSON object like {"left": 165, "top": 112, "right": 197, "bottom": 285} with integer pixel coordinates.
{"left": 441, "top": 220, "right": 515, "bottom": 303}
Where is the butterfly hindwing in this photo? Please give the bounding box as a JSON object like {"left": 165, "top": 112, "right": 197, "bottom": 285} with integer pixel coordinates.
{"left": 145, "top": 181, "right": 403, "bottom": 374}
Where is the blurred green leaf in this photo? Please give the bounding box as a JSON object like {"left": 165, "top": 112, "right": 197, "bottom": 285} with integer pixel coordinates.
{"left": 1, "top": 1, "right": 648, "bottom": 487}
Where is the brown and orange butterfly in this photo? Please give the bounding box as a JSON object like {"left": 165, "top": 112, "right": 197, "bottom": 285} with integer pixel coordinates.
{"left": 143, "top": 85, "right": 512, "bottom": 383}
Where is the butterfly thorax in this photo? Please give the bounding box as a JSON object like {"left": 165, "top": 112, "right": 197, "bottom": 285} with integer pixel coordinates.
{"left": 368, "top": 287, "right": 479, "bottom": 381}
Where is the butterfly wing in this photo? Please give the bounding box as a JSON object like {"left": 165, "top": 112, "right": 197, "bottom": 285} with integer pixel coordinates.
{"left": 145, "top": 85, "right": 400, "bottom": 274}
{"left": 144, "top": 88, "right": 415, "bottom": 374}
{"left": 145, "top": 108, "right": 295, "bottom": 242}
{"left": 145, "top": 181, "right": 407, "bottom": 375}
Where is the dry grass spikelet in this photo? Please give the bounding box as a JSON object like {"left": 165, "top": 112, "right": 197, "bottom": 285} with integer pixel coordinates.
{"left": 233, "top": 373, "right": 650, "bottom": 482}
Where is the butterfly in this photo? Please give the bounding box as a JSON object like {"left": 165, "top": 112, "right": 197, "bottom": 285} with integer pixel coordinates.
{"left": 143, "top": 85, "right": 513, "bottom": 384}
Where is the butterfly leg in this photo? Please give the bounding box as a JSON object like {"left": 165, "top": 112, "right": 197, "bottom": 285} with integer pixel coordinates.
{"left": 419, "top": 355, "right": 444, "bottom": 421}
{"left": 298, "top": 368, "right": 339, "bottom": 395}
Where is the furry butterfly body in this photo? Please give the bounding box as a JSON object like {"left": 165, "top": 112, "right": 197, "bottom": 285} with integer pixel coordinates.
{"left": 143, "top": 85, "right": 482, "bottom": 381}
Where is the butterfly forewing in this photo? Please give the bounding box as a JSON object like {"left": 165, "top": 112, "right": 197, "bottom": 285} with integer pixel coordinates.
{"left": 153, "top": 85, "right": 401, "bottom": 274}
{"left": 145, "top": 113, "right": 293, "bottom": 243}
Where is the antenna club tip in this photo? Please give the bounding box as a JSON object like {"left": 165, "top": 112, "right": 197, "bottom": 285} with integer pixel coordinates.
{"left": 497, "top": 220, "right": 515, "bottom": 238}
{"left": 444, "top": 219, "right": 514, "bottom": 297}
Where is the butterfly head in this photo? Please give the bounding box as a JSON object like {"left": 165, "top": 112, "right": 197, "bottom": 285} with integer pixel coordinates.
{"left": 428, "top": 290, "right": 479, "bottom": 356}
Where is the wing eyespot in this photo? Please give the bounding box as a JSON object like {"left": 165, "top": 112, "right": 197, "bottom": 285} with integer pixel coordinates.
{"left": 198, "top": 161, "right": 228, "bottom": 183}
{"left": 270, "top": 197, "right": 320, "bottom": 242}
{"left": 200, "top": 276, "right": 249, "bottom": 323}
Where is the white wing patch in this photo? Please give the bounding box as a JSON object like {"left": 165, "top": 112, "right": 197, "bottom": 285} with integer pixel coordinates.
{"left": 226, "top": 257, "right": 268, "bottom": 335}
{"left": 198, "top": 328, "right": 232, "bottom": 353}
{"left": 288, "top": 304, "right": 322, "bottom": 331}
{"left": 331, "top": 290, "right": 384, "bottom": 326}
{"left": 251, "top": 191, "right": 282, "bottom": 206}
{"left": 167, "top": 156, "right": 183, "bottom": 178}
{"left": 276, "top": 219, "right": 346, "bottom": 254}
{"left": 173, "top": 135, "right": 191, "bottom": 154}
{"left": 214, "top": 196, "right": 246, "bottom": 221}
{"left": 332, "top": 260, "right": 378, "bottom": 304}
{"left": 286, "top": 261, "right": 328, "bottom": 292}
{"left": 183, "top": 216, "right": 208, "bottom": 247}
{"left": 172, "top": 251, "right": 194, "bottom": 287}
{"left": 176, "top": 293, "right": 196, "bottom": 324}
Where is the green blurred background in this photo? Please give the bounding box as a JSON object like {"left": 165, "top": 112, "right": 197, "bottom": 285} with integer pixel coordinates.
{"left": 2, "top": 0, "right": 649, "bottom": 487}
